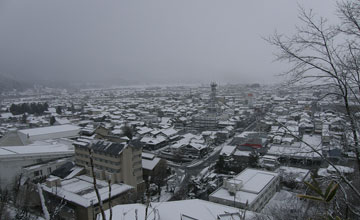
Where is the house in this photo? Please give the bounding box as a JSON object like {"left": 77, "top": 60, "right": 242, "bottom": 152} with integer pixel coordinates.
{"left": 318, "top": 165, "right": 354, "bottom": 177}
{"left": 140, "top": 135, "right": 167, "bottom": 150}
{"left": 201, "top": 131, "right": 216, "bottom": 145}
{"left": 216, "top": 130, "right": 230, "bottom": 142}
{"left": 209, "top": 168, "right": 280, "bottom": 212}
{"left": 276, "top": 166, "right": 311, "bottom": 186}
{"left": 259, "top": 155, "right": 280, "bottom": 171}
{"left": 94, "top": 125, "right": 129, "bottom": 143}
{"left": 54, "top": 117, "right": 71, "bottom": 125}
{"left": 229, "top": 132, "right": 268, "bottom": 154}
{"left": 267, "top": 144, "right": 322, "bottom": 166}
{"left": 142, "top": 152, "right": 167, "bottom": 181}
{"left": 0, "top": 112, "right": 15, "bottom": 122}
{"left": 219, "top": 145, "right": 236, "bottom": 159}
{"left": 94, "top": 125, "right": 110, "bottom": 138}
{"left": 180, "top": 142, "right": 208, "bottom": 159}
{"left": 136, "top": 127, "right": 153, "bottom": 136}
{"left": 267, "top": 134, "right": 323, "bottom": 166}
{"left": 157, "top": 127, "right": 179, "bottom": 141}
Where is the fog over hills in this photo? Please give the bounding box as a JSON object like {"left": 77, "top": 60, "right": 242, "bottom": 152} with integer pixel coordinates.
{"left": 0, "top": 0, "right": 337, "bottom": 86}
{"left": 0, "top": 73, "right": 32, "bottom": 92}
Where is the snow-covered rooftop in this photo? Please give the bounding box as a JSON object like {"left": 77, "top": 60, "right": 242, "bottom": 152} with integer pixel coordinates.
{"left": 160, "top": 127, "right": 178, "bottom": 137}
{"left": 267, "top": 144, "right": 321, "bottom": 159}
{"left": 140, "top": 136, "right": 166, "bottom": 145}
{"left": 233, "top": 169, "right": 277, "bottom": 194}
{"left": 19, "top": 124, "right": 80, "bottom": 136}
{"left": 220, "top": 145, "right": 236, "bottom": 157}
{"left": 142, "top": 157, "right": 161, "bottom": 171}
{"left": 0, "top": 143, "right": 74, "bottom": 158}
{"left": 210, "top": 168, "right": 278, "bottom": 206}
{"left": 142, "top": 152, "right": 155, "bottom": 160}
{"left": 18, "top": 124, "right": 80, "bottom": 142}
{"left": 276, "top": 166, "right": 310, "bottom": 182}
{"left": 42, "top": 175, "right": 133, "bottom": 207}
{"left": 100, "top": 199, "right": 263, "bottom": 220}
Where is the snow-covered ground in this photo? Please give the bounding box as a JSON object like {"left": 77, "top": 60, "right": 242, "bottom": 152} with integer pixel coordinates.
{"left": 150, "top": 186, "right": 173, "bottom": 202}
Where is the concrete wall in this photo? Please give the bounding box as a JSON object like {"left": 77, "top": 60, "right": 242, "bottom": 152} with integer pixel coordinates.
{"left": 22, "top": 157, "right": 73, "bottom": 181}
{"left": 75, "top": 145, "right": 144, "bottom": 192}
{"left": 209, "top": 175, "right": 280, "bottom": 212}
{"left": 0, "top": 153, "right": 73, "bottom": 188}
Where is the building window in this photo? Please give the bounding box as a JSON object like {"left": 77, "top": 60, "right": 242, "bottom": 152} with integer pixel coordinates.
{"left": 34, "top": 170, "right": 43, "bottom": 176}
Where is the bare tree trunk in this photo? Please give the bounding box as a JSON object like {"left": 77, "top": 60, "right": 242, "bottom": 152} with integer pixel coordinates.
{"left": 343, "top": 95, "right": 360, "bottom": 169}
{"left": 88, "top": 148, "right": 106, "bottom": 220}
{"left": 37, "top": 183, "right": 50, "bottom": 220}
{"left": 108, "top": 180, "right": 112, "bottom": 220}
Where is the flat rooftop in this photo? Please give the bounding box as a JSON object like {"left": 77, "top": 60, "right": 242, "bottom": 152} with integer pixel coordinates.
{"left": 210, "top": 168, "right": 278, "bottom": 205}
{"left": 100, "top": 199, "right": 264, "bottom": 220}
{"left": 212, "top": 188, "right": 258, "bottom": 204}
{"left": 18, "top": 124, "right": 80, "bottom": 137}
{"left": 0, "top": 143, "right": 74, "bottom": 158}
{"left": 42, "top": 175, "right": 133, "bottom": 207}
{"left": 236, "top": 171, "right": 275, "bottom": 194}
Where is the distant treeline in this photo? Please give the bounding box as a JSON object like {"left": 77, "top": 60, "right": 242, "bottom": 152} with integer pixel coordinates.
{"left": 9, "top": 102, "right": 49, "bottom": 115}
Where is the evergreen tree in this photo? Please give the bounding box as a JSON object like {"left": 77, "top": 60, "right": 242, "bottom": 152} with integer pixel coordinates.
{"left": 121, "top": 125, "right": 133, "bottom": 139}
{"left": 215, "top": 155, "right": 226, "bottom": 173}
{"left": 9, "top": 104, "right": 18, "bottom": 115}
{"left": 50, "top": 116, "right": 56, "bottom": 125}
{"left": 56, "top": 106, "right": 62, "bottom": 115}
{"left": 30, "top": 103, "right": 36, "bottom": 114}
{"left": 44, "top": 102, "right": 49, "bottom": 111}
{"left": 248, "top": 151, "right": 259, "bottom": 168}
{"left": 9, "top": 102, "right": 48, "bottom": 115}
{"left": 21, "top": 114, "right": 27, "bottom": 124}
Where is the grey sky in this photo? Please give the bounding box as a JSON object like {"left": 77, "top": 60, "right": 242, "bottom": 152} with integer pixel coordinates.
{"left": 0, "top": 0, "right": 337, "bottom": 85}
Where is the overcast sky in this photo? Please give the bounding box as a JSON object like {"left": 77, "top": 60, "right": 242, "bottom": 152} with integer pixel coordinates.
{"left": 0, "top": 0, "right": 337, "bottom": 85}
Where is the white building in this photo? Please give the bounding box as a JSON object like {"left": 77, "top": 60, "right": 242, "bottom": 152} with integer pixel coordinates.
{"left": 276, "top": 166, "right": 311, "bottom": 183}
{"left": 22, "top": 157, "right": 74, "bottom": 182}
{"left": 18, "top": 124, "right": 80, "bottom": 144}
{"left": 42, "top": 175, "right": 134, "bottom": 220}
{"left": 0, "top": 142, "right": 74, "bottom": 187}
{"left": 99, "top": 199, "right": 266, "bottom": 220}
{"left": 209, "top": 168, "right": 280, "bottom": 212}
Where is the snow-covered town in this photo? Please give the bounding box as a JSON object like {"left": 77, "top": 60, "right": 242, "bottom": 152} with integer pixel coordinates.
{"left": 0, "top": 81, "right": 358, "bottom": 220}
{"left": 1, "top": 0, "right": 360, "bottom": 219}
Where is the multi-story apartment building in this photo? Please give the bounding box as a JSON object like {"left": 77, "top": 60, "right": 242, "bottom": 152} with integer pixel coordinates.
{"left": 74, "top": 139, "right": 145, "bottom": 192}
